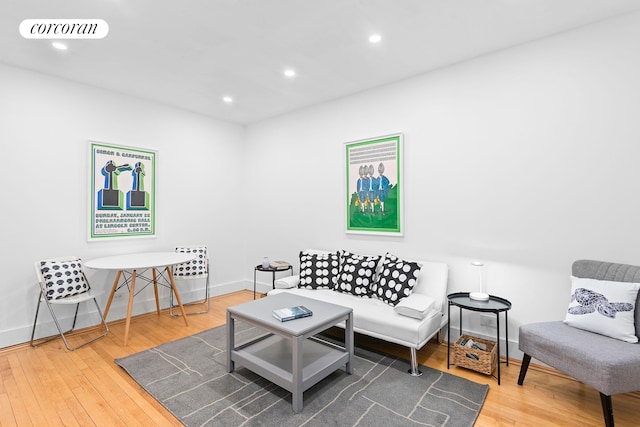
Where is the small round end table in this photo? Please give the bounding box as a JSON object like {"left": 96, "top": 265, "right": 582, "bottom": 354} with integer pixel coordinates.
{"left": 253, "top": 264, "right": 293, "bottom": 299}
{"left": 446, "top": 292, "right": 512, "bottom": 384}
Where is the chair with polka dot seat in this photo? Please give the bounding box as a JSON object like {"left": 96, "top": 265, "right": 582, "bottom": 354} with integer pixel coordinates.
{"left": 170, "top": 246, "right": 210, "bottom": 316}
{"left": 30, "top": 256, "right": 109, "bottom": 351}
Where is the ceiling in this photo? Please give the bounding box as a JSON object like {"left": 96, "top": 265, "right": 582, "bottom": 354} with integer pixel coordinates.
{"left": 2, "top": 0, "right": 640, "bottom": 125}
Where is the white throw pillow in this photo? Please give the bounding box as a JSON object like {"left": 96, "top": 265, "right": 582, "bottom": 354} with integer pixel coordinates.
{"left": 274, "top": 275, "right": 300, "bottom": 289}
{"left": 564, "top": 276, "right": 640, "bottom": 343}
{"left": 394, "top": 294, "right": 435, "bottom": 319}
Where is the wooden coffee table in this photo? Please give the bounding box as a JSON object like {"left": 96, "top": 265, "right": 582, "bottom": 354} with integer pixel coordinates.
{"left": 226, "top": 293, "right": 353, "bottom": 413}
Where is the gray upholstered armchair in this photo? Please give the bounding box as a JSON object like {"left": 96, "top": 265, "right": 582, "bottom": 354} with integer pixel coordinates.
{"left": 518, "top": 260, "right": 640, "bottom": 427}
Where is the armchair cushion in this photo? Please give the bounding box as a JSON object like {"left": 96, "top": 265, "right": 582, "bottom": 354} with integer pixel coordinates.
{"left": 564, "top": 276, "right": 640, "bottom": 343}
{"left": 520, "top": 321, "right": 640, "bottom": 396}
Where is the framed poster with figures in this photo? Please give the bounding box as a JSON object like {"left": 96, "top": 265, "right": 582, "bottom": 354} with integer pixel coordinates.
{"left": 89, "top": 141, "right": 156, "bottom": 240}
{"left": 345, "top": 133, "right": 403, "bottom": 236}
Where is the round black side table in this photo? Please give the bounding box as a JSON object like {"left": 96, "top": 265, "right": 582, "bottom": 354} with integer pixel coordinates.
{"left": 253, "top": 264, "right": 293, "bottom": 299}
{"left": 447, "top": 292, "right": 512, "bottom": 384}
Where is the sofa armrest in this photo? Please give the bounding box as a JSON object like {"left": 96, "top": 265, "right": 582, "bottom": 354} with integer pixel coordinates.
{"left": 394, "top": 294, "right": 436, "bottom": 319}
{"left": 274, "top": 274, "right": 300, "bottom": 289}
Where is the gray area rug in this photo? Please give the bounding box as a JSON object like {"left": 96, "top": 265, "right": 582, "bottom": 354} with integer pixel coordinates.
{"left": 115, "top": 323, "right": 489, "bottom": 427}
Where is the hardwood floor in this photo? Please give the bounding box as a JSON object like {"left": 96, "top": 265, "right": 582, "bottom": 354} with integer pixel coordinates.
{"left": 1, "top": 290, "right": 637, "bottom": 426}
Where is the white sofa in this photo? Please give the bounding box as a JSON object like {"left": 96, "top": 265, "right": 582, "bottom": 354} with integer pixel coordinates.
{"left": 267, "top": 250, "right": 449, "bottom": 375}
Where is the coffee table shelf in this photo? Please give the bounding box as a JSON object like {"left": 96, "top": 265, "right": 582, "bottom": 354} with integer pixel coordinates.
{"left": 231, "top": 334, "right": 350, "bottom": 392}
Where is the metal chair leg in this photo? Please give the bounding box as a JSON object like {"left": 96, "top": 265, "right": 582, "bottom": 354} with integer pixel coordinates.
{"left": 169, "top": 274, "right": 210, "bottom": 316}
{"left": 31, "top": 299, "right": 81, "bottom": 350}
{"left": 30, "top": 293, "right": 57, "bottom": 348}
{"left": 31, "top": 296, "right": 109, "bottom": 351}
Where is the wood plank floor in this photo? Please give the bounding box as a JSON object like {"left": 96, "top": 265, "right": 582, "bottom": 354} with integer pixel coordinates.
{"left": 1, "top": 290, "right": 638, "bottom": 426}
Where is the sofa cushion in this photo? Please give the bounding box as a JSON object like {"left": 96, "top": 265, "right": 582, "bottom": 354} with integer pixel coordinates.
{"left": 335, "top": 251, "right": 380, "bottom": 297}
{"left": 564, "top": 276, "right": 640, "bottom": 343}
{"left": 298, "top": 250, "right": 340, "bottom": 289}
{"left": 268, "top": 288, "right": 443, "bottom": 349}
{"left": 370, "top": 253, "right": 422, "bottom": 306}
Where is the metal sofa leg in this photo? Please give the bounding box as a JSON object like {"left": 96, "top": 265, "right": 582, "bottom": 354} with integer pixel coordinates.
{"left": 517, "top": 354, "right": 531, "bottom": 385}
{"left": 600, "top": 393, "right": 614, "bottom": 427}
{"left": 408, "top": 347, "right": 422, "bottom": 376}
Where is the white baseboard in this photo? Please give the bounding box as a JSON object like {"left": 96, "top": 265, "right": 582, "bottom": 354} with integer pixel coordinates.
{"left": 0, "top": 280, "right": 252, "bottom": 349}
{"left": 3, "top": 282, "right": 527, "bottom": 364}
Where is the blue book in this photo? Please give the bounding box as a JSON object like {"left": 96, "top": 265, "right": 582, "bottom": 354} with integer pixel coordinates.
{"left": 272, "top": 305, "right": 313, "bottom": 322}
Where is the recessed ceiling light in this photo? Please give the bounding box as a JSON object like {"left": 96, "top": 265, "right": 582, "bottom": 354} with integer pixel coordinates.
{"left": 222, "top": 96, "right": 233, "bottom": 103}
{"left": 52, "top": 41, "right": 67, "bottom": 50}
{"left": 284, "top": 69, "right": 296, "bottom": 78}
{"left": 369, "top": 34, "right": 382, "bottom": 44}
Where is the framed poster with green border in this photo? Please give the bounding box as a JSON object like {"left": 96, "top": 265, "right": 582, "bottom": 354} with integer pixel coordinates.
{"left": 89, "top": 141, "right": 156, "bottom": 240}
{"left": 345, "top": 133, "right": 403, "bottom": 236}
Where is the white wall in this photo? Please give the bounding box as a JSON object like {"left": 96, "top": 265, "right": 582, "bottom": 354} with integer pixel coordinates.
{"left": 0, "top": 64, "right": 246, "bottom": 347}
{"left": 243, "top": 11, "right": 640, "bottom": 353}
{"left": 2, "top": 11, "right": 640, "bottom": 353}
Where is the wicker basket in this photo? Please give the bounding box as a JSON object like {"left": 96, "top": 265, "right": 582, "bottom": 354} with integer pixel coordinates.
{"left": 453, "top": 335, "right": 497, "bottom": 376}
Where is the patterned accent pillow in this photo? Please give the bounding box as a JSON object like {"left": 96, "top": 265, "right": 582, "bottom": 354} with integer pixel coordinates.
{"left": 335, "top": 251, "right": 381, "bottom": 297}
{"left": 40, "top": 259, "right": 88, "bottom": 300}
{"left": 564, "top": 276, "right": 640, "bottom": 343}
{"left": 174, "top": 246, "right": 208, "bottom": 277}
{"left": 298, "top": 251, "right": 340, "bottom": 289}
{"left": 370, "top": 253, "right": 422, "bottom": 306}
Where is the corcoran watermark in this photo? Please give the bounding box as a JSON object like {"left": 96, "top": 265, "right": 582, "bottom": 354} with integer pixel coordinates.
{"left": 20, "top": 19, "right": 108, "bottom": 39}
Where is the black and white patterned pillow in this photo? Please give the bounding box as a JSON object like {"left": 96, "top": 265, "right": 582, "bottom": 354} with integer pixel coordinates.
{"left": 370, "top": 253, "right": 422, "bottom": 306}
{"left": 298, "top": 251, "right": 340, "bottom": 289}
{"left": 335, "top": 251, "right": 381, "bottom": 297}
{"left": 174, "top": 246, "right": 208, "bottom": 277}
{"left": 39, "top": 259, "right": 88, "bottom": 300}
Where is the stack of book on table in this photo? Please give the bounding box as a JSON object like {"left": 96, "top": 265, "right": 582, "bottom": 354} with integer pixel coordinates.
{"left": 272, "top": 305, "right": 313, "bottom": 322}
{"left": 269, "top": 260, "right": 291, "bottom": 269}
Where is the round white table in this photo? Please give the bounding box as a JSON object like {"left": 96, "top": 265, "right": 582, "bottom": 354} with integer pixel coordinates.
{"left": 85, "top": 251, "right": 196, "bottom": 346}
